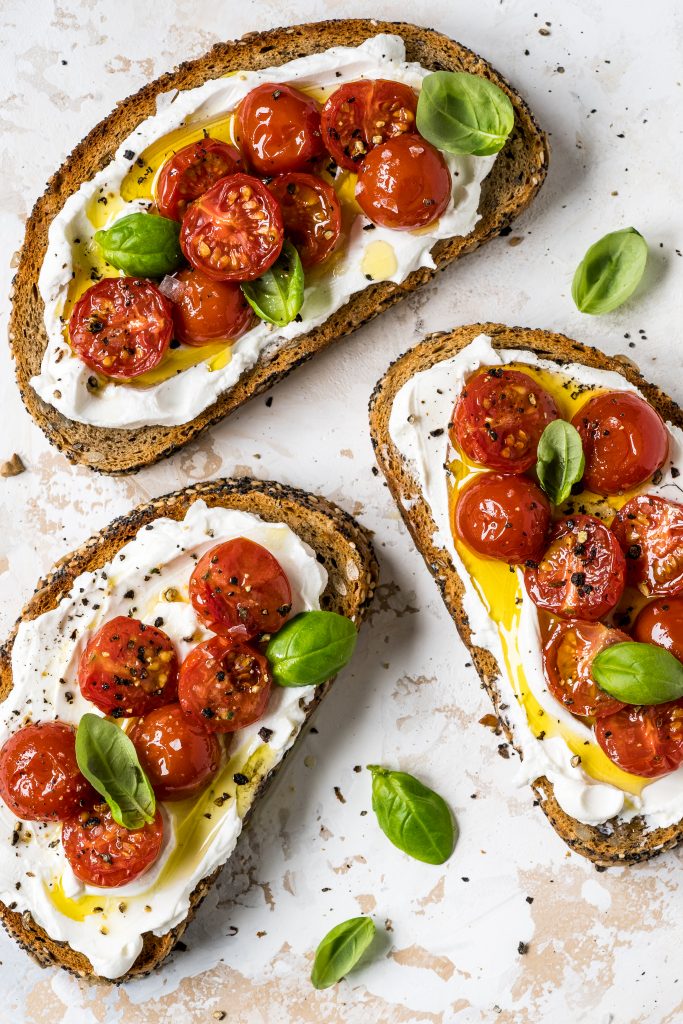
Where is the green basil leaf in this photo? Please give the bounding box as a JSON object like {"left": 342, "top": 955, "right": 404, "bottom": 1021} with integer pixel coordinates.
{"left": 416, "top": 70, "right": 514, "bottom": 157}
{"left": 592, "top": 642, "right": 683, "bottom": 705}
{"left": 240, "top": 241, "right": 304, "bottom": 327}
{"left": 367, "top": 766, "right": 456, "bottom": 865}
{"left": 572, "top": 227, "right": 648, "bottom": 315}
{"left": 94, "top": 213, "right": 183, "bottom": 278}
{"left": 75, "top": 713, "right": 156, "bottom": 829}
{"left": 311, "top": 916, "right": 376, "bottom": 990}
{"left": 266, "top": 610, "right": 357, "bottom": 688}
{"left": 536, "top": 420, "right": 585, "bottom": 505}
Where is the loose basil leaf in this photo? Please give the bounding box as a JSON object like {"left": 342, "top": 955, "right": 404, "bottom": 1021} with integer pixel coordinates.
{"left": 94, "top": 212, "right": 183, "bottom": 278}
{"left": 572, "top": 227, "right": 648, "bottom": 315}
{"left": 266, "top": 610, "right": 357, "bottom": 687}
{"left": 592, "top": 642, "right": 683, "bottom": 705}
{"left": 240, "top": 241, "right": 304, "bottom": 328}
{"left": 536, "top": 420, "right": 585, "bottom": 505}
{"left": 367, "top": 766, "right": 456, "bottom": 865}
{"left": 311, "top": 916, "right": 376, "bottom": 990}
{"left": 416, "top": 70, "right": 514, "bottom": 157}
{"left": 75, "top": 713, "right": 156, "bottom": 829}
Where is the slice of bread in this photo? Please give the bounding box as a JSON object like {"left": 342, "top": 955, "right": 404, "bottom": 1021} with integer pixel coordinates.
{"left": 9, "top": 19, "right": 548, "bottom": 475}
{"left": 0, "top": 477, "right": 378, "bottom": 978}
{"left": 369, "top": 322, "right": 683, "bottom": 866}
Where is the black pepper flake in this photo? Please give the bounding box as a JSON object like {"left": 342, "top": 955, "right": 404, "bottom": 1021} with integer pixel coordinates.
{"left": 518, "top": 941, "right": 529, "bottom": 955}
{"left": 258, "top": 726, "right": 273, "bottom": 742}
{"left": 233, "top": 773, "right": 249, "bottom": 785}
{"left": 123, "top": 149, "right": 135, "bottom": 161}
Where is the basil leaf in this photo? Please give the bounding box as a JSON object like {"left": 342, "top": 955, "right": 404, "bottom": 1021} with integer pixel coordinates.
{"left": 75, "top": 713, "right": 156, "bottom": 829}
{"left": 311, "top": 916, "right": 376, "bottom": 990}
{"left": 592, "top": 642, "right": 683, "bottom": 705}
{"left": 572, "top": 227, "right": 648, "bottom": 315}
{"left": 368, "top": 766, "right": 456, "bottom": 865}
{"left": 240, "top": 241, "right": 304, "bottom": 328}
{"left": 536, "top": 420, "right": 585, "bottom": 505}
{"left": 95, "top": 213, "right": 183, "bottom": 278}
{"left": 266, "top": 610, "right": 357, "bottom": 687}
{"left": 416, "top": 70, "right": 514, "bottom": 157}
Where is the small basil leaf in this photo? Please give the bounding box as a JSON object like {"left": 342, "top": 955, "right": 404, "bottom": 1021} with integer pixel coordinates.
{"left": 240, "top": 241, "right": 304, "bottom": 328}
{"left": 592, "top": 642, "right": 683, "bottom": 705}
{"left": 311, "top": 916, "right": 376, "bottom": 990}
{"left": 536, "top": 420, "right": 585, "bottom": 505}
{"left": 95, "top": 213, "right": 183, "bottom": 278}
{"left": 75, "top": 713, "right": 156, "bottom": 829}
{"left": 572, "top": 227, "right": 648, "bottom": 315}
{"left": 266, "top": 610, "right": 357, "bottom": 687}
{"left": 416, "top": 70, "right": 514, "bottom": 157}
{"left": 367, "top": 766, "right": 456, "bottom": 865}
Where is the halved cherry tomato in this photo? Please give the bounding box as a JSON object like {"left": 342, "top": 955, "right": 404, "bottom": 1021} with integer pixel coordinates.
{"left": 169, "top": 267, "right": 255, "bottom": 346}
{"left": 453, "top": 472, "right": 551, "bottom": 564}
{"left": 130, "top": 704, "right": 222, "bottom": 802}
{"left": 321, "top": 80, "right": 418, "bottom": 171}
{"left": 180, "top": 173, "right": 284, "bottom": 282}
{"left": 451, "top": 368, "right": 560, "bottom": 474}
{"left": 155, "top": 137, "right": 243, "bottom": 222}
{"left": 633, "top": 596, "right": 683, "bottom": 663}
{"left": 268, "top": 173, "right": 342, "bottom": 268}
{"left": 595, "top": 700, "right": 683, "bottom": 778}
{"left": 62, "top": 804, "right": 164, "bottom": 887}
{"left": 542, "top": 620, "right": 627, "bottom": 718}
{"left": 571, "top": 391, "right": 668, "bottom": 495}
{"left": 355, "top": 135, "right": 451, "bottom": 230}
{"left": 612, "top": 495, "right": 683, "bottom": 597}
{"left": 189, "top": 537, "right": 292, "bottom": 640}
{"left": 78, "top": 616, "right": 179, "bottom": 718}
{"left": 178, "top": 636, "right": 272, "bottom": 733}
{"left": 235, "top": 83, "right": 324, "bottom": 176}
{"left": 0, "top": 722, "right": 95, "bottom": 821}
{"left": 69, "top": 277, "right": 173, "bottom": 379}
{"left": 525, "top": 514, "right": 626, "bottom": 620}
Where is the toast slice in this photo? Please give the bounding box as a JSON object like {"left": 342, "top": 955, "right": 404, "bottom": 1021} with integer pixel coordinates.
{"left": 369, "top": 322, "right": 683, "bottom": 866}
{"left": 0, "top": 477, "right": 378, "bottom": 978}
{"left": 9, "top": 18, "right": 548, "bottom": 475}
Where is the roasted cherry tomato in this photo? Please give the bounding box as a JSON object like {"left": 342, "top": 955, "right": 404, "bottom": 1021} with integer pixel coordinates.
{"left": 68, "top": 277, "right": 173, "bottom": 379}
{"left": 78, "top": 616, "right": 179, "bottom": 718}
{"left": 0, "top": 722, "right": 95, "bottom": 822}
{"left": 451, "top": 368, "right": 560, "bottom": 474}
{"left": 453, "top": 472, "right": 551, "bottom": 564}
{"left": 525, "top": 514, "right": 626, "bottom": 620}
{"left": 235, "top": 83, "right": 324, "bottom": 176}
{"left": 180, "top": 173, "right": 284, "bottom": 282}
{"left": 321, "top": 80, "right": 418, "bottom": 171}
{"left": 595, "top": 700, "right": 683, "bottom": 778}
{"left": 571, "top": 391, "right": 668, "bottom": 495}
{"left": 169, "top": 267, "right": 255, "bottom": 346}
{"left": 155, "top": 137, "right": 243, "bottom": 221}
{"left": 178, "top": 636, "right": 272, "bottom": 734}
{"left": 130, "top": 704, "right": 222, "bottom": 802}
{"left": 268, "top": 173, "right": 342, "bottom": 267}
{"left": 189, "top": 537, "right": 292, "bottom": 640}
{"left": 611, "top": 495, "right": 683, "bottom": 597}
{"left": 355, "top": 135, "right": 451, "bottom": 230}
{"left": 62, "top": 804, "right": 164, "bottom": 887}
{"left": 542, "top": 620, "right": 627, "bottom": 718}
{"left": 633, "top": 597, "right": 683, "bottom": 663}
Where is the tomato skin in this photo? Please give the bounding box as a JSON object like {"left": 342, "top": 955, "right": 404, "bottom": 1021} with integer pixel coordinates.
{"left": 451, "top": 368, "right": 560, "bottom": 474}
{"left": 595, "top": 700, "right": 683, "bottom": 778}
{"left": 611, "top": 494, "right": 683, "bottom": 597}
{"left": 454, "top": 472, "right": 551, "bottom": 564}
{"left": 236, "top": 83, "right": 324, "bottom": 176}
{"left": 542, "top": 620, "right": 627, "bottom": 718}
{"left": 355, "top": 135, "right": 451, "bottom": 230}
{"left": 571, "top": 391, "right": 668, "bottom": 495}
{"left": 632, "top": 597, "right": 683, "bottom": 663}
{"left": 169, "top": 268, "right": 255, "bottom": 346}
{"left": 268, "top": 173, "right": 342, "bottom": 268}
{"left": 69, "top": 277, "right": 173, "bottom": 379}
{"left": 178, "top": 636, "right": 272, "bottom": 734}
{"left": 62, "top": 805, "right": 164, "bottom": 888}
{"left": 0, "top": 723, "right": 95, "bottom": 822}
{"left": 321, "top": 80, "right": 418, "bottom": 172}
{"left": 155, "top": 137, "right": 243, "bottom": 221}
{"left": 524, "top": 514, "right": 626, "bottom": 620}
{"left": 130, "top": 704, "right": 222, "bottom": 802}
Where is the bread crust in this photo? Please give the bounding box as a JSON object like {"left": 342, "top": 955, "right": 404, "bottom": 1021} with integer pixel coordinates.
{"left": 9, "top": 19, "right": 548, "bottom": 474}
{"left": 0, "top": 477, "right": 379, "bottom": 979}
{"left": 369, "top": 322, "right": 683, "bottom": 866}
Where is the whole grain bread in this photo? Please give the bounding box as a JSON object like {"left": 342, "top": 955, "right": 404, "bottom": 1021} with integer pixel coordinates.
{"left": 9, "top": 19, "right": 548, "bottom": 475}
{"left": 0, "top": 477, "right": 378, "bottom": 979}
{"left": 369, "top": 322, "right": 683, "bottom": 867}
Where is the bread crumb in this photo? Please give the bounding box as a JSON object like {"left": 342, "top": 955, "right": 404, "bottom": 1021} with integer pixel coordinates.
{"left": 0, "top": 454, "right": 25, "bottom": 477}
